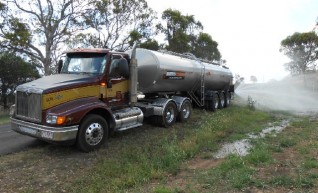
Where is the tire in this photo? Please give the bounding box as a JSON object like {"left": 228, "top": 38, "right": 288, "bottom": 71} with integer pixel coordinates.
{"left": 76, "top": 114, "right": 108, "bottom": 152}
{"left": 177, "top": 99, "right": 192, "bottom": 122}
{"left": 205, "top": 92, "right": 218, "bottom": 112}
{"left": 224, "top": 91, "right": 230, "bottom": 107}
{"left": 218, "top": 92, "right": 225, "bottom": 109}
{"left": 154, "top": 101, "right": 177, "bottom": 128}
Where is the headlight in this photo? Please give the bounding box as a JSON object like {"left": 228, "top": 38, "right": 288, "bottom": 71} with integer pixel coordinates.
{"left": 46, "top": 115, "right": 66, "bottom": 125}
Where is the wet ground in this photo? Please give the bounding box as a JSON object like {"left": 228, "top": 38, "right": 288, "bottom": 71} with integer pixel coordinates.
{"left": 214, "top": 120, "right": 289, "bottom": 159}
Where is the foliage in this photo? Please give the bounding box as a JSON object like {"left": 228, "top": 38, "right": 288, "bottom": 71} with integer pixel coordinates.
{"left": 71, "top": 0, "right": 157, "bottom": 51}
{"left": 192, "top": 32, "right": 221, "bottom": 61}
{"left": 280, "top": 32, "right": 318, "bottom": 75}
{"left": 158, "top": 9, "right": 221, "bottom": 61}
{"left": 247, "top": 96, "right": 257, "bottom": 110}
{"left": 250, "top": 75, "right": 257, "bottom": 83}
{"left": 159, "top": 8, "right": 202, "bottom": 53}
{"left": 140, "top": 39, "right": 160, "bottom": 51}
{"left": 0, "top": 0, "right": 90, "bottom": 75}
{"left": 0, "top": 52, "right": 40, "bottom": 108}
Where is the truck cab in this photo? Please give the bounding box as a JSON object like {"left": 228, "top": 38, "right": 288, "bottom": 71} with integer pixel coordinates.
{"left": 10, "top": 48, "right": 143, "bottom": 152}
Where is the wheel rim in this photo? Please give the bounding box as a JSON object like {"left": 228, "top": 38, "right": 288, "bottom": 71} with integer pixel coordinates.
{"left": 85, "top": 122, "right": 104, "bottom": 146}
{"left": 165, "top": 106, "right": 175, "bottom": 124}
{"left": 214, "top": 98, "right": 218, "bottom": 109}
{"left": 226, "top": 95, "right": 230, "bottom": 105}
{"left": 220, "top": 95, "right": 225, "bottom": 107}
{"left": 182, "top": 103, "right": 191, "bottom": 119}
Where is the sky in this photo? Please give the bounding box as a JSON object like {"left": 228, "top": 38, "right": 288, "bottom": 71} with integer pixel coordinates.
{"left": 146, "top": 0, "right": 318, "bottom": 82}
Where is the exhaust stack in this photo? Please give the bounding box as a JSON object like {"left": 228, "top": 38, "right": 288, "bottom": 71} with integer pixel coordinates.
{"left": 129, "top": 42, "right": 138, "bottom": 106}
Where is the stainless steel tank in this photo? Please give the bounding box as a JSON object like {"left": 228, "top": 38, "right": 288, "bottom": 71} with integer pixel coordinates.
{"left": 126, "top": 48, "right": 233, "bottom": 94}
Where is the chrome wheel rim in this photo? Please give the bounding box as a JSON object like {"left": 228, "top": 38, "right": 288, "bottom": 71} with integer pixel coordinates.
{"left": 85, "top": 122, "right": 104, "bottom": 146}
{"left": 182, "top": 103, "right": 190, "bottom": 119}
{"left": 165, "top": 107, "right": 175, "bottom": 124}
{"left": 214, "top": 99, "right": 218, "bottom": 109}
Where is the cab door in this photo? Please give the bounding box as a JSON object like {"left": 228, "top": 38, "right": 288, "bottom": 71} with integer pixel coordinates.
{"left": 105, "top": 54, "right": 130, "bottom": 106}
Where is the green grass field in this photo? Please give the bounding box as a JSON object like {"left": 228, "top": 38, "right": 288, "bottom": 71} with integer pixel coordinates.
{"left": 1, "top": 101, "right": 317, "bottom": 193}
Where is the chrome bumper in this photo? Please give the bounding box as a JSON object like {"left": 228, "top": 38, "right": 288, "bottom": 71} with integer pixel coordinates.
{"left": 11, "top": 117, "right": 78, "bottom": 142}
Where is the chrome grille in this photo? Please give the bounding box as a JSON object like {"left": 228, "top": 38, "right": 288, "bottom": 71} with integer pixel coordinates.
{"left": 16, "top": 91, "right": 42, "bottom": 122}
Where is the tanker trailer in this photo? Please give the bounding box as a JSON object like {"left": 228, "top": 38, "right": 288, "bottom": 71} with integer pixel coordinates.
{"left": 127, "top": 48, "right": 234, "bottom": 127}
{"left": 128, "top": 49, "right": 233, "bottom": 104}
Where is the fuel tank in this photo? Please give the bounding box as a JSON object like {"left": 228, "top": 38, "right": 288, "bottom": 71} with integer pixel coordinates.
{"left": 127, "top": 48, "right": 233, "bottom": 94}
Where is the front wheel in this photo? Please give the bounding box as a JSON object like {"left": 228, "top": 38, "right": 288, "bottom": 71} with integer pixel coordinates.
{"left": 76, "top": 114, "right": 108, "bottom": 152}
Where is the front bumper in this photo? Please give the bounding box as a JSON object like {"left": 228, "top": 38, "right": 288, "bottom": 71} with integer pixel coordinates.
{"left": 11, "top": 117, "right": 78, "bottom": 142}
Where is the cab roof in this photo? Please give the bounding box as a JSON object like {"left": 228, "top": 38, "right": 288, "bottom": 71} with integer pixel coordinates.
{"left": 64, "top": 48, "right": 110, "bottom": 54}
{"left": 64, "top": 48, "right": 130, "bottom": 57}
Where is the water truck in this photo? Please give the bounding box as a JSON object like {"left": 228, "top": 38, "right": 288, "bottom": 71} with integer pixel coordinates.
{"left": 10, "top": 44, "right": 234, "bottom": 152}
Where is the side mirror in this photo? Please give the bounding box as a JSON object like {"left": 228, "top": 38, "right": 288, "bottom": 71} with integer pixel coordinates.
{"left": 57, "top": 59, "right": 63, "bottom": 74}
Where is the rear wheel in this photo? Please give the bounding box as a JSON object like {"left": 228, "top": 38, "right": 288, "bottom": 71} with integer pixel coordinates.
{"left": 76, "top": 114, "right": 108, "bottom": 152}
{"left": 218, "top": 92, "right": 225, "bottom": 109}
{"left": 205, "top": 92, "right": 219, "bottom": 112}
{"left": 178, "top": 99, "right": 192, "bottom": 122}
{"left": 154, "top": 101, "right": 177, "bottom": 127}
{"left": 224, "top": 91, "right": 231, "bottom": 107}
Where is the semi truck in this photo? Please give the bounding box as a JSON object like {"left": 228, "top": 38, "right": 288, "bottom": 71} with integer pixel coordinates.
{"left": 10, "top": 44, "right": 234, "bottom": 152}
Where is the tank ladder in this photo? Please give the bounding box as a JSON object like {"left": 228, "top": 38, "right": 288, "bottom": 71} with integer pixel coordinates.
{"left": 187, "top": 64, "right": 205, "bottom": 107}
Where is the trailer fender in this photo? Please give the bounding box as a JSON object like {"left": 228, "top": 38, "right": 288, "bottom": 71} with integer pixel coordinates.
{"left": 171, "top": 96, "right": 191, "bottom": 112}
{"left": 151, "top": 98, "right": 177, "bottom": 116}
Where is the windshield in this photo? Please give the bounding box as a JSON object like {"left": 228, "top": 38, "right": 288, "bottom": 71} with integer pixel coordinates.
{"left": 61, "top": 53, "right": 107, "bottom": 75}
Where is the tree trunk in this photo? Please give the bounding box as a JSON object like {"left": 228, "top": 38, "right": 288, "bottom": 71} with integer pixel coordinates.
{"left": 1, "top": 84, "right": 8, "bottom": 109}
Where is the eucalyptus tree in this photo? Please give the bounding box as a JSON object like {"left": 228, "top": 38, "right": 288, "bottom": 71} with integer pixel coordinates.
{"left": 0, "top": 0, "right": 91, "bottom": 75}
{"left": 72, "top": 0, "right": 157, "bottom": 51}
{"left": 158, "top": 8, "right": 203, "bottom": 53}
{"left": 280, "top": 32, "right": 318, "bottom": 75}
{"left": 192, "top": 32, "right": 221, "bottom": 61}
{"left": 158, "top": 9, "right": 221, "bottom": 61}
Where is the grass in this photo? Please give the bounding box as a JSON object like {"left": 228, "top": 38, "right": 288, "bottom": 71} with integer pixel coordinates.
{"left": 1, "top": 101, "right": 318, "bottom": 193}
{"left": 0, "top": 110, "right": 10, "bottom": 125}
{"left": 65, "top": 105, "right": 275, "bottom": 193}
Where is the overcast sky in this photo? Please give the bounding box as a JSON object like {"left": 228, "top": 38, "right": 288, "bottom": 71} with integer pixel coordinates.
{"left": 146, "top": 0, "right": 318, "bottom": 82}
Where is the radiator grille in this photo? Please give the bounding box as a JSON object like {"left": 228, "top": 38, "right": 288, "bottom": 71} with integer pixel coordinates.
{"left": 16, "top": 91, "right": 42, "bottom": 122}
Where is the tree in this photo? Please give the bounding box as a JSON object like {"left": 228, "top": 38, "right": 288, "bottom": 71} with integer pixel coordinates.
{"left": 192, "top": 33, "right": 221, "bottom": 61}
{"left": 250, "top": 75, "right": 257, "bottom": 83}
{"left": 0, "top": 0, "right": 89, "bottom": 75}
{"left": 280, "top": 32, "right": 318, "bottom": 75}
{"left": 0, "top": 52, "right": 40, "bottom": 108}
{"left": 158, "top": 9, "right": 221, "bottom": 61}
{"left": 158, "top": 9, "right": 203, "bottom": 53}
{"left": 140, "top": 39, "right": 160, "bottom": 51}
{"left": 72, "top": 0, "right": 157, "bottom": 51}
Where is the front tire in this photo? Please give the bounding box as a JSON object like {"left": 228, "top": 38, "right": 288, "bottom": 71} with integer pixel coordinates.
{"left": 76, "top": 114, "right": 108, "bottom": 152}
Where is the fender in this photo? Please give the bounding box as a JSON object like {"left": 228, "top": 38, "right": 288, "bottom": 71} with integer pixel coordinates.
{"left": 45, "top": 97, "right": 115, "bottom": 128}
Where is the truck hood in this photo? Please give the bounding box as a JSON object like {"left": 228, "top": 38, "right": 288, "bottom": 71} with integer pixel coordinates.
{"left": 17, "top": 74, "right": 100, "bottom": 94}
